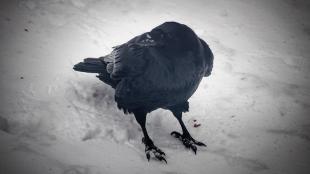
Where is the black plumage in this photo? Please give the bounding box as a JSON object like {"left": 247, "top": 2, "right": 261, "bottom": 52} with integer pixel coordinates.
{"left": 73, "top": 21, "right": 213, "bottom": 163}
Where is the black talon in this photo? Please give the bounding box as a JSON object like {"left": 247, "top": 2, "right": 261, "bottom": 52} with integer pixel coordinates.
{"left": 157, "top": 156, "right": 167, "bottom": 164}
{"left": 171, "top": 131, "right": 182, "bottom": 138}
{"left": 142, "top": 137, "right": 166, "bottom": 163}
{"left": 163, "top": 159, "right": 167, "bottom": 164}
{"left": 154, "top": 153, "right": 167, "bottom": 163}
{"left": 171, "top": 132, "right": 206, "bottom": 154}
{"left": 156, "top": 148, "right": 166, "bottom": 156}
{"left": 195, "top": 141, "right": 207, "bottom": 147}
{"left": 169, "top": 109, "right": 207, "bottom": 155}
{"left": 191, "top": 144, "right": 197, "bottom": 154}
{"left": 146, "top": 152, "right": 150, "bottom": 161}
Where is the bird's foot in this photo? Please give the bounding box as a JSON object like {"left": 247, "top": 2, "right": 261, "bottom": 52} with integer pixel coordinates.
{"left": 170, "top": 131, "right": 206, "bottom": 154}
{"left": 142, "top": 137, "right": 167, "bottom": 163}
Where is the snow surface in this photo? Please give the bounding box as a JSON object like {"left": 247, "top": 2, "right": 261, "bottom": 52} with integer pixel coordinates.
{"left": 0, "top": 0, "right": 310, "bottom": 173}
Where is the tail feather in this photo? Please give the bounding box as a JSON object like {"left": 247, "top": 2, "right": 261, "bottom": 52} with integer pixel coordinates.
{"left": 73, "top": 58, "right": 105, "bottom": 73}
{"left": 73, "top": 57, "right": 119, "bottom": 88}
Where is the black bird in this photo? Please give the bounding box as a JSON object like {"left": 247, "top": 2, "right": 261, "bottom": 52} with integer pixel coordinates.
{"left": 73, "top": 21, "right": 214, "bottom": 163}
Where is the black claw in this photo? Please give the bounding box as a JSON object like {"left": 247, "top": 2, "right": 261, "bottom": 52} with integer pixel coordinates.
{"left": 171, "top": 131, "right": 181, "bottom": 138}
{"left": 146, "top": 152, "right": 150, "bottom": 161}
{"left": 191, "top": 145, "right": 197, "bottom": 154}
{"left": 195, "top": 141, "right": 207, "bottom": 147}
{"left": 155, "top": 155, "right": 167, "bottom": 163}
{"left": 143, "top": 137, "right": 167, "bottom": 163}
{"left": 171, "top": 131, "right": 207, "bottom": 154}
{"left": 156, "top": 148, "right": 165, "bottom": 156}
{"left": 162, "top": 157, "right": 167, "bottom": 164}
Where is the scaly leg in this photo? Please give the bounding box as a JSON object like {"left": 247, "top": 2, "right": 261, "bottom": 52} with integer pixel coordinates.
{"left": 133, "top": 110, "right": 167, "bottom": 163}
{"left": 171, "top": 111, "right": 206, "bottom": 154}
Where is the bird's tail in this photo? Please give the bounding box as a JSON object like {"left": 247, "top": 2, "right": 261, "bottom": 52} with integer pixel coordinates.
{"left": 73, "top": 57, "right": 118, "bottom": 88}
{"left": 73, "top": 58, "right": 105, "bottom": 73}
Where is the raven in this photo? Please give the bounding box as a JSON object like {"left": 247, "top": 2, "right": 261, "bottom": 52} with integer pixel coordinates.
{"left": 73, "top": 21, "right": 213, "bottom": 163}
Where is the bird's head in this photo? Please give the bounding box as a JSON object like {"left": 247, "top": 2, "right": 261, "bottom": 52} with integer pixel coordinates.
{"left": 149, "top": 22, "right": 199, "bottom": 55}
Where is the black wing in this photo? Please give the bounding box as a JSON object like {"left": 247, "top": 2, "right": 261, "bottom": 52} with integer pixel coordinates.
{"left": 199, "top": 38, "right": 213, "bottom": 77}
{"left": 100, "top": 33, "right": 159, "bottom": 80}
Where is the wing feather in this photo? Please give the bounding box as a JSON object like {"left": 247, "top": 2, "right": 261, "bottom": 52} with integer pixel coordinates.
{"left": 110, "top": 43, "right": 147, "bottom": 79}
{"left": 101, "top": 33, "right": 160, "bottom": 80}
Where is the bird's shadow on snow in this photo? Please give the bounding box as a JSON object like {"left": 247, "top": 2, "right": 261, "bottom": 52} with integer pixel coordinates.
{"left": 66, "top": 79, "right": 139, "bottom": 143}
{"left": 65, "top": 78, "right": 177, "bottom": 150}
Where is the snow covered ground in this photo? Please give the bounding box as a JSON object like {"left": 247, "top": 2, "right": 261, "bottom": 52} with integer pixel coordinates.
{"left": 0, "top": 0, "right": 310, "bottom": 173}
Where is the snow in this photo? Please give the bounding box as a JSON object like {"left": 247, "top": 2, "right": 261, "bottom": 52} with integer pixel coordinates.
{"left": 0, "top": 0, "right": 310, "bottom": 173}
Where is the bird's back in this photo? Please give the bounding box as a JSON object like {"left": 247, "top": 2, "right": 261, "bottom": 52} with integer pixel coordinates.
{"left": 115, "top": 38, "right": 212, "bottom": 113}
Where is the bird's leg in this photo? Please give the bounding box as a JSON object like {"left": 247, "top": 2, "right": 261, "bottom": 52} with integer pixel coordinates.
{"left": 171, "top": 111, "right": 206, "bottom": 154}
{"left": 133, "top": 110, "right": 167, "bottom": 163}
